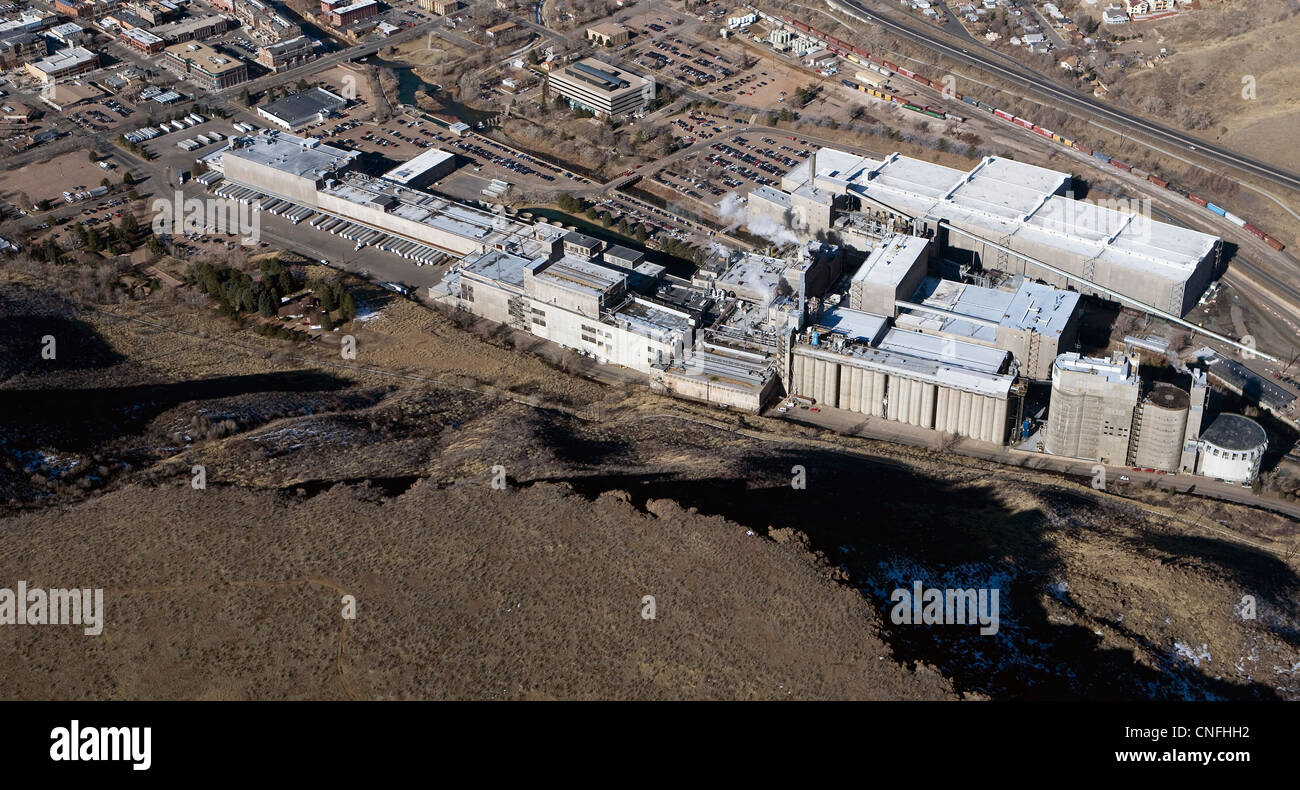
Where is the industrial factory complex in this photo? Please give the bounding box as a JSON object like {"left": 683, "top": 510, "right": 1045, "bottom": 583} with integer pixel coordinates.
{"left": 749, "top": 148, "right": 1221, "bottom": 317}
{"left": 194, "top": 133, "right": 1264, "bottom": 485}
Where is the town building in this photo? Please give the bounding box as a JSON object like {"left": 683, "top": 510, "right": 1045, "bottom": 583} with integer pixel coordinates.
{"left": 256, "top": 36, "right": 316, "bottom": 72}
{"left": 47, "top": 22, "right": 88, "bottom": 46}
{"left": 0, "top": 32, "right": 46, "bottom": 68}
{"left": 256, "top": 86, "right": 348, "bottom": 130}
{"left": 586, "top": 22, "right": 629, "bottom": 47}
{"left": 325, "top": 0, "right": 379, "bottom": 27}
{"left": 25, "top": 46, "right": 98, "bottom": 82}
{"left": 120, "top": 27, "right": 165, "bottom": 54}
{"left": 418, "top": 0, "right": 460, "bottom": 13}
{"left": 163, "top": 41, "right": 248, "bottom": 91}
{"left": 546, "top": 57, "right": 655, "bottom": 117}
{"left": 150, "top": 15, "right": 232, "bottom": 44}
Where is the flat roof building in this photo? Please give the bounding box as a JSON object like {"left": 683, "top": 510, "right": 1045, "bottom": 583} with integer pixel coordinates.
{"left": 151, "top": 15, "right": 232, "bottom": 43}
{"left": 779, "top": 148, "right": 1220, "bottom": 316}
{"left": 586, "top": 22, "right": 629, "bottom": 47}
{"left": 25, "top": 46, "right": 98, "bottom": 82}
{"left": 257, "top": 86, "right": 348, "bottom": 129}
{"left": 547, "top": 57, "right": 654, "bottom": 118}
{"left": 328, "top": 0, "right": 379, "bottom": 27}
{"left": 256, "top": 35, "right": 316, "bottom": 72}
{"left": 163, "top": 42, "right": 248, "bottom": 90}
{"left": 382, "top": 148, "right": 457, "bottom": 188}
{"left": 850, "top": 234, "right": 931, "bottom": 317}
{"left": 121, "top": 27, "right": 165, "bottom": 54}
{"left": 219, "top": 130, "right": 359, "bottom": 205}
{"left": 895, "top": 277, "right": 1080, "bottom": 379}
{"left": 1046, "top": 351, "right": 1140, "bottom": 465}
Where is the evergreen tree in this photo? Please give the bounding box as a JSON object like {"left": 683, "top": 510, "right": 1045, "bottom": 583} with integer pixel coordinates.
{"left": 258, "top": 290, "right": 275, "bottom": 318}
{"left": 338, "top": 290, "right": 357, "bottom": 320}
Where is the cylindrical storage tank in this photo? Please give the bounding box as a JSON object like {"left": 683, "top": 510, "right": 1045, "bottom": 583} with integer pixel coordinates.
{"left": 1195, "top": 413, "right": 1267, "bottom": 484}
{"left": 907, "top": 379, "right": 923, "bottom": 425}
{"left": 993, "top": 397, "right": 1008, "bottom": 445}
{"left": 957, "top": 390, "right": 973, "bottom": 437}
{"left": 981, "top": 395, "right": 997, "bottom": 443}
{"left": 871, "top": 371, "right": 887, "bottom": 417}
{"left": 1131, "top": 383, "right": 1190, "bottom": 472}
{"left": 937, "top": 385, "right": 954, "bottom": 433}
{"left": 838, "top": 365, "right": 854, "bottom": 411}
{"left": 920, "top": 383, "right": 936, "bottom": 429}
{"left": 848, "top": 367, "right": 864, "bottom": 413}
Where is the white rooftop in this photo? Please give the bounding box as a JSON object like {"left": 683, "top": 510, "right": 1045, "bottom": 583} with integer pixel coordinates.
{"left": 852, "top": 234, "right": 929, "bottom": 289}
{"left": 795, "top": 148, "right": 1219, "bottom": 280}
{"left": 1053, "top": 351, "right": 1138, "bottom": 385}
{"left": 382, "top": 148, "right": 455, "bottom": 185}
{"left": 224, "top": 130, "right": 357, "bottom": 180}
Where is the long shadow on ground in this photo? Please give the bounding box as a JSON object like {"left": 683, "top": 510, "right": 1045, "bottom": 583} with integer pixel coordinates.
{"left": 525, "top": 442, "right": 1291, "bottom": 700}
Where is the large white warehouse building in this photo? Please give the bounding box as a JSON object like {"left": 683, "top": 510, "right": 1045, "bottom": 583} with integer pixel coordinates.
{"left": 769, "top": 148, "right": 1221, "bottom": 316}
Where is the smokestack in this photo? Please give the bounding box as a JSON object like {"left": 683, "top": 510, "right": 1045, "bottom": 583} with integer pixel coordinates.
{"left": 808, "top": 149, "right": 816, "bottom": 189}
{"left": 798, "top": 265, "right": 807, "bottom": 328}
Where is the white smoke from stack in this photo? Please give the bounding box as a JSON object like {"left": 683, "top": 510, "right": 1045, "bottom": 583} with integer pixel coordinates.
{"left": 717, "top": 190, "right": 801, "bottom": 246}
{"left": 747, "top": 213, "right": 800, "bottom": 246}
{"left": 715, "top": 192, "right": 746, "bottom": 231}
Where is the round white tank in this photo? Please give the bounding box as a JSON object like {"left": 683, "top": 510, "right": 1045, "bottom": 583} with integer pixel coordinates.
{"left": 1196, "top": 413, "right": 1267, "bottom": 484}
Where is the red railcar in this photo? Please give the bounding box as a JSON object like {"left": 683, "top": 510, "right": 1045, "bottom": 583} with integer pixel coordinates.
{"left": 1146, "top": 173, "right": 1168, "bottom": 189}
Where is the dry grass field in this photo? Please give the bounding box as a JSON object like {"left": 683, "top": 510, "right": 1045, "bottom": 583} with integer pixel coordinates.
{"left": 1, "top": 263, "right": 1298, "bottom": 700}
{"left": 1107, "top": 1, "right": 1300, "bottom": 171}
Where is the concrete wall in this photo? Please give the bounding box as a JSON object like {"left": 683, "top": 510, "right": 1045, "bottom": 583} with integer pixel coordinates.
{"left": 791, "top": 347, "right": 1009, "bottom": 443}
{"left": 314, "top": 192, "right": 484, "bottom": 255}
{"left": 657, "top": 368, "right": 776, "bottom": 412}
{"left": 456, "top": 273, "right": 683, "bottom": 375}
{"left": 1046, "top": 370, "right": 1137, "bottom": 464}
{"left": 223, "top": 156, "right": 321, "bottom": 207}
{"left": 1130, "top": 401, "right": 1188, "bottom": 472}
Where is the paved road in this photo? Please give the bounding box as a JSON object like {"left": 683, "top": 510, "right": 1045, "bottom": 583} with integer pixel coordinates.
{"left": 777, "top": 404, "right": 1300, "bottom": 522}
{"left": 826, "top": 0, "right": 1300, "bottom": 191}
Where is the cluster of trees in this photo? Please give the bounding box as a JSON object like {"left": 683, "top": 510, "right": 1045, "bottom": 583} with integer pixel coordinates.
{"left": 556, "top": 195, "right": 589, "bottom": 214}
{"left": 24, "top": 208, "right": 152, "bottom": 261}
{"left": 253, "top": 322, "right": 306, "bottom": 342}
{"left": 658, "top": 236, "right": 703, "bottom": 265}
{"left": 309, "top": 276, "right": 359, "bottom": 323}
{"left": 585, "top": 206, "right": 652, "bottom": 243}
{"left": 188, "top": 257, "right": 300, "bottom": 319}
